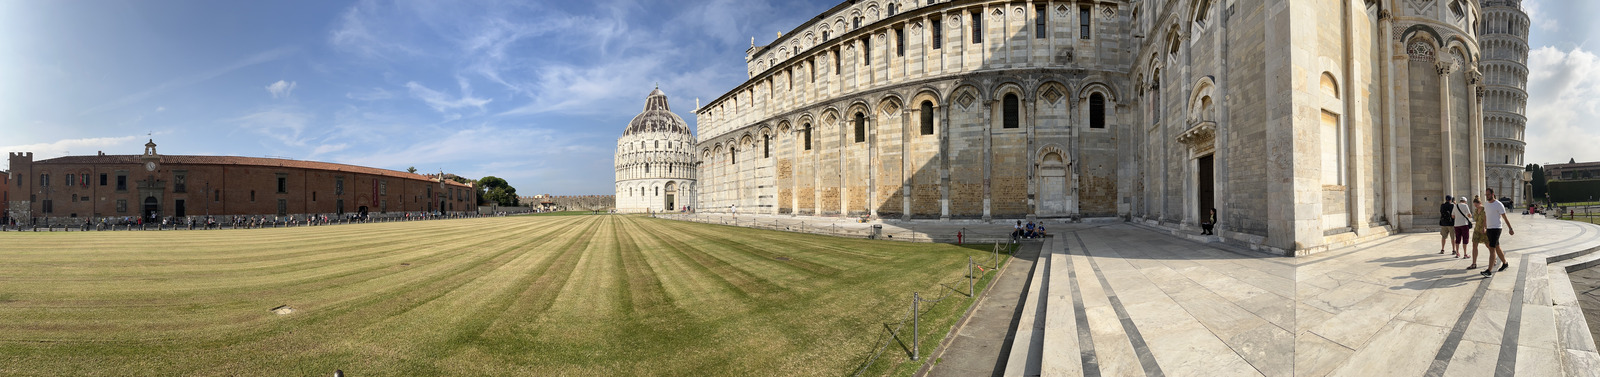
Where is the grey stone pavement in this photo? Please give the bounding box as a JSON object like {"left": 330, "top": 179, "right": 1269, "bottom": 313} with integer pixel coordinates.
{"left": 662, "top": 213, "right": 1600, "bottom": 376}
{"left": 924, "top": 241, "right": 1043, "bottom": 377}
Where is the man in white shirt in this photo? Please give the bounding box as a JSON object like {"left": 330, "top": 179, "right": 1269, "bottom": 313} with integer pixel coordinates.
{"left": 1481, "top": 188, "right": 1516, "bottom": 277}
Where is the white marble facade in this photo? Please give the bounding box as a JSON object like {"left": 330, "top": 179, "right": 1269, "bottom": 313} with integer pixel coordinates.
{"left": 615, "top": 88, "right": 697, "bottom": 213}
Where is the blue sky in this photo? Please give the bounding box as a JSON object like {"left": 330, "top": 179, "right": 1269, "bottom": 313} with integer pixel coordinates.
{"left": 0, "top": 1, "right": 1595, "bottom": 195}
{"left": 0, "top": 0, "right": 836, "bottom": 195}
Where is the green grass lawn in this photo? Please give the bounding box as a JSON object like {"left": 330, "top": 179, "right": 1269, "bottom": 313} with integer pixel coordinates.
{"left": 0, "top": 215, "right": 1003, "bottom": 376}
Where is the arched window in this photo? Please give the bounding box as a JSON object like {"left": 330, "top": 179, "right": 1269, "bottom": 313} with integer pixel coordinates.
{"left": 1090, "top": 93, "right": 1107, "bottom": 129}
{"left": 823, "top": 31, "right": 830, "bottom": 40}
{"left": 645, "top": 164, "right": 650, "bottom": 173}
{"left": 764, "top": 135, "right": 771, "bottom": 158}
{"left": 887, "top": 3, "right": 897, "bottom": 16}
{"left": 1002, "top": 93, "right": 1019, "bottom": 128}
{"left": 730, "top": 147, "right": 737, "bottom": 164}
{"left": 854, "top": 112, "right": 867, "bottom": 142}
{"left": 853, "top": 17, "right": 862, "bottom": 29}
{"left": 804, "top": 123, "right": 813, "bottom": 150}
{"left": 920, "top": 101, "right": 935, "bottom": 135}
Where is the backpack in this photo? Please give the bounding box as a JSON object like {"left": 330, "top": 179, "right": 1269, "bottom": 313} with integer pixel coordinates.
{"left": 1439, "top": 203, "right": 1454, "bottom": 226}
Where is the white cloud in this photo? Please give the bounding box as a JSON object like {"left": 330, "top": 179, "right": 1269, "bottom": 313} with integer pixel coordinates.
{"left": 1525, "top": 46, "right": 1600, "bottom": 165}
{"left": 156, "top": 106, "right": 166, "bottom": 112}
{"left": 81, "top": 47, "right": 296, "bottom": 115}
{"left": 1523, "top": 0, "right": 1560, "bottom": 32}
{"left": 0, "top": 135, "right": 144, "bottom": 170}
{"left": 405, "top": 78, "right": 491, "bottom": 113}
{"left": 231, "top": 108, "right": 314, "bottom": 147}
{"left": 266, "top": 80, "right": 297, "bottom": 99}
{"left": 345, "top": 87, "right": 394, "bottom": 101}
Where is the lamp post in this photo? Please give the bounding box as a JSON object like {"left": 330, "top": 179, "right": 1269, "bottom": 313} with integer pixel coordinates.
{"left": 1522, "top": 171, "right": 1533, "bottom": 210}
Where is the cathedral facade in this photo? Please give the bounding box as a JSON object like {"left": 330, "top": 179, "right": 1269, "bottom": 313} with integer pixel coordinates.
{"left": 692, "top": 0, "right": 1496, "bottom": 255}
{"left": 615, "top": 88, "right": 697, "bottom": 213}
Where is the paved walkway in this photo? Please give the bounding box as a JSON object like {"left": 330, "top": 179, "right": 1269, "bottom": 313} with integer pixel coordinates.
{"left": 925, "top": 241, "right": 1042, "bottom": 377}
{"left": 658, "top": 212, "right": 1083, "bottom": 243}
{"left": 921, "top": 216, "right": 1600, "bottom": 377}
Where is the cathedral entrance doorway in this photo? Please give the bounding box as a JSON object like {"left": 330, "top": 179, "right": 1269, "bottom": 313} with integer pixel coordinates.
{"left": 1197, "top": 154, "right": 1216, "bottom": 222}
{"left": 664, "top": 182, "right": 677, "bottom": 211}
{"left": 1038, "top": 152, "right": 1068, "bottom": 215}
{"left": 143, "top": 196, "right": 159, "bottom": 223}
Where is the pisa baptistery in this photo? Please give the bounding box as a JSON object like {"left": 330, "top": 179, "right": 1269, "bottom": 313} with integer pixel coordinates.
{"left": 615, "top": 87, "right": 697, "bottom": 213}
{"left": 1479, "top": 0, "right": 1529, "bottom": 203}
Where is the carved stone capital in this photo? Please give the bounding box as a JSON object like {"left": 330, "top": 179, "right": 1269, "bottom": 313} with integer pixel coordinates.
{"left": 1435, "top": 59, "right": 1456, "bottom": 75}
{"left": 1476, "top": 86, "right": 1485, "bottom": 100}
{"left": 1378, "top": 9, "right": 1391, "bottom": 20}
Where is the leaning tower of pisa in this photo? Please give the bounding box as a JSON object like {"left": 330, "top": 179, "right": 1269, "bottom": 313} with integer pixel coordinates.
{"left": 1479, "top": 0, "right": 1529, "bottom": 203}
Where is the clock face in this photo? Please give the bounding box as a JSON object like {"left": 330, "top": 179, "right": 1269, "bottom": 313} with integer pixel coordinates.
{"left": 145, "top": 161, "right": 157, "bottom": 171}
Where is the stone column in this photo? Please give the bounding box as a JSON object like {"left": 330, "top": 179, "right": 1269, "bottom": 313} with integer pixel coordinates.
{"left": 982, "top": 98, "right": 993, "bottom": 221}
{"left": 1437, "top": 59, "right": 1455, "bottom": 198}
{"left": 1469, "top": 70, "right": 1485, "bottom": 197}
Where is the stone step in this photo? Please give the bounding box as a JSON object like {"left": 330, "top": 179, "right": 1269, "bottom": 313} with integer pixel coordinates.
{"left": 1001, "top": 237, "right": 1049, "bottom": 377}
{"left": 1553, "top": 245, "right": 1600, "bottom": 272}
{"left": 1545, "top": 265, "right": 1600, "bottom": 377}
{"left": 1041, "top": 236, "right": 1082, "bottom": 376}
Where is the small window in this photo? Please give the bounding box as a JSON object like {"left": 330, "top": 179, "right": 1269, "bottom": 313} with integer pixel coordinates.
{"left": 278, "top": 199, "right": 288, "bottom": 216}
{"left": 65, "top": 174, "right": 74, "bottom": 186}
{"left": 40, "top": 174, "right": 49, "bottom": 187}
{"left": 214, "top": 189, "right": 220, "bottom": 202}
{"left": 116, "top": 175, "right": 127, "bottom": 191}
{"left": 920, "top": 101, "right": 935, "bottom": 135}
{"left": 853, "top": 17, "right": 861, "bottom": 29}
{"left": 931, "top": 19, "right": 943, "bottom": 49}
{"left": 896, "top": 28, "right": 905, "bottom": 57}
{"left": 1036, "top": 5, "right": 1047, "bottom": 39}
{"left": 173, "top": 173, "right": 185, "bottom": 193}
{"left": 764, "top": 135, "right": 771, "bottom": 158}
{"left": 731, "top": 147, "right": 737, "bottom": 164}
{"left": 336, "top": 177, "right": 344, "bottom": 195}
{"left": 100, "top": 173, "right": 107, "bottom": 186}
{"left": 80, "top": 173, "right": 88, "bottom": 187}
{"left": 854, "top": 112, "right": 867, "bottom": 142}
{"left": 887, "top": 3, "right": 897, "bottom": 16}
{"left": 313, "top": 192, "right": 317, "bottom": 202}
{"left": 277, "top": 177, "right": 287, "bottom": 193}
{"left": 804, "top": 124, "right": 813, "bottom": 150}
{"left": 250, "top": 190, "right": 256, "bottom": 202}
{"left": 862, "top": 37, "right": 871, "bottom": 65}
{"left": 1080, "top": 6, "right": 1091, "bottom": 39}
{"left": 971, "top": 11, "right": 983, "bottom": 44}
{"left": 1090, "top": 93, "right": 1107, "bottom": 129}
{"left": 116, "top": 199, "right": 127, "bottom": 213}
{"left": 1002, "top": 93, "right": 1019, "bottom": 129}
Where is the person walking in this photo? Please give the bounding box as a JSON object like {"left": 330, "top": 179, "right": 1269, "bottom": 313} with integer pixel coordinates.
{"left": 1440, "top": 195, "right": 1456, "bottom": 254}
{"left": 1452, "top": 196, "right": 1473, "bottom": 259}
{"left": 1482, "top": 188, "right": 1516, "bottom": 277}
{"left": 1468, "top": 196, "right": 1488, "bottom": 270}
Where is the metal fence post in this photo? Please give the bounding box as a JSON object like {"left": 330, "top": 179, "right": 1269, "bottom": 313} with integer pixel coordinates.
{"left": 912, "top": 292, "right": 920, "bottom": 361}
{"left": 968, "top": 256, "right": 974, "bottom": 296}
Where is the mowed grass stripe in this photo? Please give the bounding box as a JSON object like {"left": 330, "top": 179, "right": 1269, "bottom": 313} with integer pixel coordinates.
{"left": 613, "top": 216, "right": 754, "bottom": 318}
{"left": 0, "top": 214, "right": 995, "bottom": 377}
{"left": 628, "top": 216, "right": 787, "bottom": 299}
{"left": 0, "top": 217, "right": 586, "bottom": 343}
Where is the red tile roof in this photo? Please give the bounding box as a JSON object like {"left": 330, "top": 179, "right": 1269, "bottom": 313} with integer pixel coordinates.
{"left": 35, "top": 155, "right": 474, "bottom": 188}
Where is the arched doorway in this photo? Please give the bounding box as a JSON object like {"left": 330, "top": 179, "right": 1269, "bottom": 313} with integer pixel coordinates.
{"left": 664, "top": 181, "right": 677, "bottom": 211}
{"left": 143, "top": 196, "right": 159, "bottom": 223}
{"left": 1039, "top": 152, "right": 1068, "bottom": 215}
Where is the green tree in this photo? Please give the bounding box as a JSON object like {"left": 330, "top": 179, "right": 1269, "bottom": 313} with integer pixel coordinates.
{"left": 478, "top": 176, "right": 518, "bottom": 207}
{"left": 407, "top": 166, "right": 418, "bottom": 174}
{"left": 1527, "top": 164, "right": 1548, "bottom": 201}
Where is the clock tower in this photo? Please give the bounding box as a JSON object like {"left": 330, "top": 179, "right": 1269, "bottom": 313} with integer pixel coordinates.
{"left": 141, "top": 139, "right": 160, "bottom": 172}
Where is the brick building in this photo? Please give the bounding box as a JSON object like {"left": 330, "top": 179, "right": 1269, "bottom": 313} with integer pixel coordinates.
{"left": 1546, "top": 161, "right": 1600, "bottom": 182}
{"left": 7, "top": 140, "right": 476, "bottom": 226}
{"left": 1, "top": 169, "right": 10, "bottom": 225}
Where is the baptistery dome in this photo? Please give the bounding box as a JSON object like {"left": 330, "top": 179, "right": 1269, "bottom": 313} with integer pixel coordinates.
{"left": 624, "top": 88, "right": 691, "bottom": 136}
{"left": 615, "top": 87, "right": 697, "bottom": 213}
